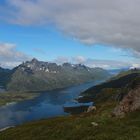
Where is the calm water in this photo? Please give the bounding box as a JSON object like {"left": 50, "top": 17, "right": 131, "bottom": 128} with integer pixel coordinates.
{"left": 0, "top": 81, "right": 101, "bottom": 129}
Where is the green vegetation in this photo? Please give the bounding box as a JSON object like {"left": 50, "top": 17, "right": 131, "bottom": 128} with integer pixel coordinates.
{"left": 0, "top": 92, "right": 40, "bottom": 106}
{"left": 110, "top": 68, "right": 140, "bottom": 81}
{"left": 0, "top": 70, "right": 140, "bottom": 140}
{"left": 0, "top": 101, "right": 140, "bottom": 140}
{"left": 7, "top": 67, "right": 110, "bottom": 92}
{"left": 77, "top": 72, "right": 140, "bottom": 103}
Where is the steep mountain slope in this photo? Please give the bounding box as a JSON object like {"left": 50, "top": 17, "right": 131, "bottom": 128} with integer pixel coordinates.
{"left": 78, "top": 72, "right": 140, "bottom": 103}
{"left": 6, "top": 58, "right": 110, "bottom": 92}
{"left": 78, "top": 69, "right": 140, "bottom": 116}
{"left": 0, "top": 67, "right": 12, "bottom": 89}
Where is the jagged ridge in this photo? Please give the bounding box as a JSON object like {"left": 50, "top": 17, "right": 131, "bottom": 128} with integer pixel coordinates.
{"left": 5, "top": 58, "right": 110, "bottom": 92}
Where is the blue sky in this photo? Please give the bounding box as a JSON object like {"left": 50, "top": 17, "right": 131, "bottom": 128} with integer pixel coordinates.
{"left": 0, "top": 22, "right": 132, "bottom": 61}
{"left": 0, "top": 0, "right": 140, "bottom": 69}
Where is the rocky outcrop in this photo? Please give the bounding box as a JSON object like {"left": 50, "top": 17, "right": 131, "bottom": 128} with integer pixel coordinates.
{"left": 87, "top": 106, "right": 96, "bottom": 113}
{"left": 113, "top": 87, "right": 140, "bottom": 117}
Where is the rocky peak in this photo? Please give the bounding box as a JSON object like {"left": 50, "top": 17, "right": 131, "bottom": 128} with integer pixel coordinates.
{"left": 74, "top": 64, "right": 89, "bottom": 71}
{"left": 31, "top": 58, "right": 39, "bottom": 63}
{"left": 18, "top": 59, "right": 60, "bottom": 73}
{"left": 16, "top": 58, "right": 98, "bottom": 74}
{"left": 62, "top": 63, "right": 72, "bottom": 67}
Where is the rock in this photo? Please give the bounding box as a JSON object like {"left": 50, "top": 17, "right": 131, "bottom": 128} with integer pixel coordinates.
{"left": 113, "top": 87, "right": 140, "bottom": 117}
{"left": 87, "top": 106, "right": 96, "bottom": 113}
{"left": 91, "top": 122, "right": 98, "bottom": 126}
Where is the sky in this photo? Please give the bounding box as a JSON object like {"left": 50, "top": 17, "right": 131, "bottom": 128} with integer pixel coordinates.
{"left": 0, "top": 0, "right": 140, "bottom": 69}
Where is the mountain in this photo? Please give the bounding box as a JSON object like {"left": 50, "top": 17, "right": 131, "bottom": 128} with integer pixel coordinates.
{"left": 0, "top": 67, "right": 12, "bottom": 89}
{"left": 78, "top": 69, "right": 140, "bottom": 117}
{"left": 78, "top": 72, "right": 139, "bottom": 102}
{"left": 6, "top": 58, "right": 111, "bottom": 92}
{"left": 1, "top": 70, "right": 140, "bottom": 140}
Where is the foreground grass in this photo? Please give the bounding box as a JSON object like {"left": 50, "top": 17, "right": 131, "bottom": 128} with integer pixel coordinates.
{"left": 0, "top": 92, "right": 40, "bottom": 106}
{"left": 0, "top": 101, "right": 140, "bottom": 140}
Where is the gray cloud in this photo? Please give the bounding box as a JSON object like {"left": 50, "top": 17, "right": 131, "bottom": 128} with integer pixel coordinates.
{"left": 1, "top": 0, "right": 140, "bottom": 52}
{"left": 0, "top": 43, "right": 30, "bottom": 68}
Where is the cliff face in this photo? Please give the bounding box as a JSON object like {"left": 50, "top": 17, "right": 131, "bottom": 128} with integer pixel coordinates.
{"left": 113, "top": 87, "right": 140, "bottom": 117}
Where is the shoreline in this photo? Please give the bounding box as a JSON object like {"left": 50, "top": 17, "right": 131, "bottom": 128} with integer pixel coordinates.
{"left": 0, "top": 80, "right": 100, "bottom": 107}
{"left": 0, "top": 92, "right": 41, "bottom": 107}
{"left": 0, "top": 126, "right": 15, "bottom": 132}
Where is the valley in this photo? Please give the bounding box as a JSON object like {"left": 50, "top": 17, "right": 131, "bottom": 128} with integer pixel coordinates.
{"left": 0, "top": 69, "right": 140, "bottom": 139}
{"left": 0, "top": 59, "right": 111, "bottom": 108}
{"left": 1, "top": 1, "right": 140, "bottom": 139}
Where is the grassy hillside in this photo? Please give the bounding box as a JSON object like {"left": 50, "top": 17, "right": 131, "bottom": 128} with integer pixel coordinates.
{"left": 77, "top": 72, "right": 140, "bottom": 103}
{"left": 0, "top": 101, "right": 140, "bottom": 140}
{"left": 1, "top": 70, "right": 140, "bottom": 140}
{"left": 109, "top": 68, "right": 140, "bottom": 80}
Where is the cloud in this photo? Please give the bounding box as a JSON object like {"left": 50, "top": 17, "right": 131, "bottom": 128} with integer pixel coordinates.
{"left": 54, "top": 56, "right": 139, "bottom": 69}
{"left": 130, "top": 50, "right": 140, "bottom": 58}
{"left": 54, "top": 56, "right": 86, "bottom": 65}
{"left": 0, "top": 43, "right": 30, "bottom": 68}
{"left": 72, "top": 56, "right": 86, "bottom": 64}
{"left": 83, "top": 59, "right": 132, "bottom": 69}
{"left": 53, "top": 56, "right": 69, "bottom": 64}
{"left": 1, "top": 0, "right": 140, "bottom": 53}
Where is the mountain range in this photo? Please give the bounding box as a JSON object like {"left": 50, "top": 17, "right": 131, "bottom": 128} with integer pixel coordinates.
{"left": 0, "top": 58, "right": 111, "bottom": 92}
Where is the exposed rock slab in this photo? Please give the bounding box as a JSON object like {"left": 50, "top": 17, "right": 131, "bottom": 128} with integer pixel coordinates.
{"left": 113, "top": 87, "right": 140, "bottom": 117}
